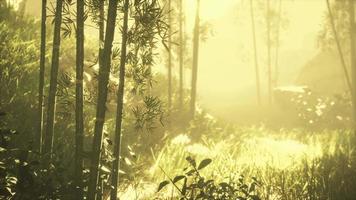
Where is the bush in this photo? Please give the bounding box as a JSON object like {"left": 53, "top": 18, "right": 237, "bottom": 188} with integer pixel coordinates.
{"left": 157, "top": 156, "right": 261, "bottom": 200}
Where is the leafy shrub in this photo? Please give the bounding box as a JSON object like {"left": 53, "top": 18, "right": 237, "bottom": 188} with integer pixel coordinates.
{"left": 275, "top": 87, "right": 352, "bottom": 129}
{"left": 157, "top": 156, "right": 261, "bottom": 200}
{"left": 0, "top": 112, "right": 79, "bottom": 199}
{"left": 292, "top": 91, "right": 351, "bottom": 129}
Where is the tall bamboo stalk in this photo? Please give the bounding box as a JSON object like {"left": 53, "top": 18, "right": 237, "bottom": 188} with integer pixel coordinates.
{"left": 274, "top": 0, "right": 282, "bottom": 87}
{"left": 168, "top": 0, "right": 172, "bottom": 111}
{"left": 190, "top": 0, "right": 200, "bottom": 119}
{"left": 43, "top": 0, "right": 63, "bottom": 166}
{"left": 349, "top": 0, "right": 356, "bottom": 125}
{"left": 37, "top": 0, "right": 46, "bottom": 155}
{"left": 249, "top": 0, "right": 261, "bottom": 106}
{"left": 266, "top": 0, "right": 272, "bottom": 104}
{"left": 88, "top": 0, "right": 119, "bottom": 199}
{"left": 75, "top": 0, "right": 84, "bottom": 198}
{"left": 178, "top": 0, "right": 184, "bottom": 109}
{"left": 110, "top": 0, "right": 129, "bottom": 198}
{"left": 97, "top": 1, "right": 105, "bottom": 199}
{"left": 326, "top": 0, "right": 353, "bottom": 94}
{"left": 99, "top": 0, "right": 104, "bottom": 65}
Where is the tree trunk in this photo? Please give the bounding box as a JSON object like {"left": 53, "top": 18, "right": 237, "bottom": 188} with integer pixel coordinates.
{"left": 75, "top": 0, "right": 84, "bottom": 199}
{"left": 37, "top": 0, "right": 46, "bottom": 155}
{"left": 274, "top": 0, "right": 282, "bottom": 88}
{"left": 43, "top": 0, "right": 63, "bottom": 166}
{"left": 349, "top": 0, "right": 356, "bottom": 125}
{"left": 97, "top": 2, "right": 105, "bottom": 199}
{"left": 87, "top": 0, "right": 119, "bottom": 199}
{"left": 326, "top": 0, "right": 353, "bottom": 94}
{"left": 178, "top": 0, "right": 184, "bottom": 109}
{"left": 249, "top": 0, "right": 261, "bottom": 106}
{"left": 110, "top": 0, "right": 129, "bottom": 199}
{"left": 190, "top": 0, "right": 200, "bottom": 119}
{"left": 266, "top": 0, "right": 272, "bottom": 105}
{"left": 18, "top": 0, "right": 27, "bottom": 18}
{"left": 99, "top": 0, "right": 104, "bottom": 66}
{"left": 168, "top": 0, "right": 172, "bottom": 111}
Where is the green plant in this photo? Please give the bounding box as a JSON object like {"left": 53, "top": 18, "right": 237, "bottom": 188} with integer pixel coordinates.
{"left": 0, "top": 113, "right": 75, "bottom": 199}
{"left": 157, "top": 156, "right": 261, "bottom": 200}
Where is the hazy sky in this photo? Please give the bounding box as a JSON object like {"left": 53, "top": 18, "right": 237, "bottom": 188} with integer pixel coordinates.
{"left": 181, "top": 0, "right": 326, "bottom": 110}
{"left": 22, "top": 0, "right": 328, "bottom": 115}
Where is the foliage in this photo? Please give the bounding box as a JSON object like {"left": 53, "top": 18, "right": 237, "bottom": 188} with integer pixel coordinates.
{"left": 275, "top": 88, "right": 352, "bottom": 129}
{"left": 157, "top": 156, "right": 261, "bottom": 200}
{"left": 148, "top": 126, "right": 356, "bottom": 200}
{"left": 0, "top": 116, "right": 19, "bottom": 199}
{"left": 0, "top": 7, "right": 41, "bottom": 144}
{"left": 236, "top": 0, "right": 288, "bottom": 46}
{"left": 0, "top": 2, "right": 168, "bottom": 198}
{"left": 318, "top": 0, "right": 350, "bottom": 50}
{"left": 0, "top": 113, "right": 76, "bottom": 199}
{"left": 2, "top": 1, "right": 356, "bottom": 200}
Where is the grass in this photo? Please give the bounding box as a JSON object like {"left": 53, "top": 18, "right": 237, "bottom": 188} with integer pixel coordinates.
{"left": 119, "top": 127, "right": 356, "bottom": 199}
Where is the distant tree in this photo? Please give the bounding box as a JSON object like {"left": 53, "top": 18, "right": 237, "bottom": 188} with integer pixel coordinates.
{"left": 37, "top": 0, "right": 46, "bottom": 155}
{"left": 43, "top": 0, "right": 63, "bottom": 166}
{"left": 326, "top": 0, "right": 352, "bottom": 94}
{"left": 178, "top": 0, "right": 184, "bottom": 109}
{"left": 319, "top": 0, "right": 350, "bottom": 49}
{"left": 87, "top": 0, "right": 105, "bottom": 65}
{"left": 190, "top": 0, "right": 200, "bottom": 119}
{"left": 163, "top": 0, "right": 188, "bottom": 111}
{"left": 250, "top": 0, "right": 261, "bottom": 106}
{"left": 18, "top": 0, "right": 27, "bottom": 18}
{"left": 274, "top": 0, "right": 282, "bottom": 87}
{"left": 349, "top": 0, "right": 356, "bottom": 124}
{"left": 168, "top": 0, "right": 173, "bottom": 111}
{"left": 87, "top": 0, "right": 119, "bottom": 199}
{"left": 266, "top": 0, "right": 272, "bottom": 104}
{"left": 250, "top": 0, "right": 286, "bottom": 104}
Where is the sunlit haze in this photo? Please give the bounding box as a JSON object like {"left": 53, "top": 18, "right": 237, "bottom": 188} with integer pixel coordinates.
{"left": 2, "top": 0, "right": 356, "bottom": 199}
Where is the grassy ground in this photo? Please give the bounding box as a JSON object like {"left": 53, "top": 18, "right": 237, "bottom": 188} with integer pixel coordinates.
{"left": 119, "top": 127, "right": 356, "bottom": 199}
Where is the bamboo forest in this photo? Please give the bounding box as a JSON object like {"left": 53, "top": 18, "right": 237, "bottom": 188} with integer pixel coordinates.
{"left": 2, "top": 0, "right": 356, "bottom": 199}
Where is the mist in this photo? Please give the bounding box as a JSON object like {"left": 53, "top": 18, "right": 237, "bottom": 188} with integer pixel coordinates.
{"left": 1, "top": 0, "right": 356, "bottom": 199}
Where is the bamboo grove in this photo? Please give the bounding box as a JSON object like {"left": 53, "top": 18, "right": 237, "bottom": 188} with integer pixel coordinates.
{"left": 38, "top": 0, "right": 169, "bottom": 199}
{"left": 2, "top": 0, "right": 356, "bottom": 199}
{"left": 0, "top": 0, "right": 205, "bottom": 199}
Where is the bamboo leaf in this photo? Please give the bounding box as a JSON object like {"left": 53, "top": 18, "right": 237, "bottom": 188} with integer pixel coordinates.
{"left": 197, "top": 158, "right": 212, "bottom": 170}
{"left": 157, "top": 180, "right": 169, "bottom": 192}
{"left": 172, "top": 175, "right": 185, "bottom": 184}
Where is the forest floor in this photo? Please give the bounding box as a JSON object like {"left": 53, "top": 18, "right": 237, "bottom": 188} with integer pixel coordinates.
{"left": 119, "top": 127, "right": 356, "bottom": 199}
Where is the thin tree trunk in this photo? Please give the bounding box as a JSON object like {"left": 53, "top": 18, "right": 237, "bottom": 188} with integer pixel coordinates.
{"left": 43, "top": 0, "right": 63, "bottom": 166}
{"left": 250, "top": 0, "right": 261, "bottom": 106}
{"left": 190, "top": 0, "right": 200, "bottom": 119}
{"left": 168, "top": 0, "right": 172, "bottom": 111}
{"left": 99, "top": 0, "right": 104, "bottom": 65}
{"left": 18, "top": 0, "right": 27, "bottom": 18}
{"left": 183, "top": 0, "right": 186, "bottom": 96}
{"left": 110, "top": 0, "right": 129, "bottom": 198}
{"left": 266, "top": 0, "right": 272, "bottom": 105}
{"left": 87, "top": 0, "right": 119, "bottom": 199}
{"left": 75, "top": 0, "right": 84, "bottom": 198}
{"left": 274, "top": 0, "right": 282, "bottom": 88}
{"left": 178, "top": 0, "right": 184, "bottom": 109}
{"left": 97, "top": 2, "right": 104, "bottom": 199}
{"left": 349, "top": 0, "right": 356, "bottom": 125}
{"left": 37, "top": 0, "right": 46, "bottom": 155}
{"left": 326, "top": 0, "right": 353, "bottom": 94}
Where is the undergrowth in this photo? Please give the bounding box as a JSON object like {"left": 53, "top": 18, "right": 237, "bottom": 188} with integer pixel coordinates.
{"left": 143, "top": 127, "right": 356, "bottom": 199}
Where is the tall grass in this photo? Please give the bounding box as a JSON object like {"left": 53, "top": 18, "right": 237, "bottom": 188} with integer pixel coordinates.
{"left": 147, "top": 128, "right": 356, "bottom": 200}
